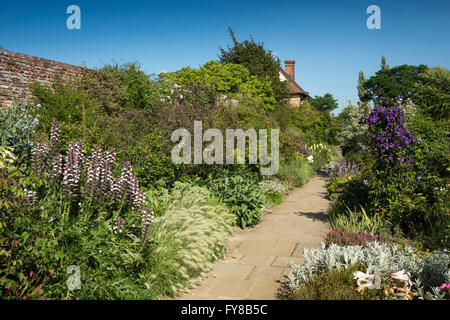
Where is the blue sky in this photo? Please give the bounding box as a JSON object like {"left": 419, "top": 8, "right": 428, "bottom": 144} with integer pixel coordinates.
{"left": 1, "top": 0, "right": 449, "bottom": 114}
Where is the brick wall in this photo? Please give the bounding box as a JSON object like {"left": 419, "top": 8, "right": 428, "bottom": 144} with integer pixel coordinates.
{"left": 0, "top": 48, "right": 87, "bottom": 107}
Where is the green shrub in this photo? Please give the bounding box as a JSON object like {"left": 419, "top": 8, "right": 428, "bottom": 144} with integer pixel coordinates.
{"left": 206, "top": 172, "right": 267, "bottom": 228}
{"left": 356, "top": 100, "right": 449, "bottom": 248}
{"left": 146, "top": 182, "right": 235, "bottom": 296}
{"left": 0, "top": 101, "right": 39, "bottom": 163}
{"left": 335, "top": 101, "right": 370, "bottom": 156}
{"left": 31, "top": 79, "right": 101, "bottom": 147}
{"left": 286, "top": 242, "right": 450, "bottom": 300}
{"left": 288, "top": 264, "right": 386, "bottom": 300}
{"left": 123, "top": 134, "right": 183, "bottom": 190}
{"left": 79, "top": 67, "right": 127, "bottom": 115}
{"left": 1, "top": 125, "right": 159, "bottom": 300}
{"left": 0, "top": 154, "right": 52, "bottom": 300}
{"left": 258, "top": 179, "right": 289, "bottom": 206}
{"left": 161, "top": 60, "right": 250, "bottom": 94}
{"left": 329, "top": 205, "right": 386, "bottom": 235}
{"left": 277, "top": 154, "right": 314, "bottom": 187}
{"left": 101, "top": 62, "right": 171, "bottom": 112}
{"left": 412, "top": 66, "right": 450, "bottom": 121}
{"left": 306, "top": 143, "right": 340, "bottom": 171}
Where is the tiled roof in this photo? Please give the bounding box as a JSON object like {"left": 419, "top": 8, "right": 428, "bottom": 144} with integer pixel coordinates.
{"left": 279, "top": 68, "right": 310, "bottom": 97}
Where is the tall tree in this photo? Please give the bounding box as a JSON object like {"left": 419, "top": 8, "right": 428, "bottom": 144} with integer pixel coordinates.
{"left": 218, "top": 28, "right": 289, "bottom": 102}
{"left": 412, "top": 66, "right": 450, "bottom": 120}
{"left": 361, "top": 64, "right": 428, "bottom": 104}
{"left": 357, "top": 71, "right": 369, "bottom": 101}
{"left": 309, "top": 93, "right": 338, "bottom": 112}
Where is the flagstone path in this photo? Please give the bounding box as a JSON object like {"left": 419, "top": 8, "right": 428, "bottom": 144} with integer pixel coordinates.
{"left": 178, "top": 174, "right": 331, "bottom": 300}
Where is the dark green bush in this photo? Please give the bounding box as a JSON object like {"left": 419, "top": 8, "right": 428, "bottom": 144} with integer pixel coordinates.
{"left": 206, "top": 171, "right": 267, "bottom": 228}
{"left": 31, "top": 79, "right": 102, "bottom": 147}
{"left": 129, "top": 136, "right": 183, "bottom": 189}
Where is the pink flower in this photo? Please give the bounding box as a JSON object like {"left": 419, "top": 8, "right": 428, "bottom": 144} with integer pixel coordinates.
{"left": 49, "top": 270, "right": 54, "bottom": 276}
{"left": 29, "top": 271, "right": 33, "bottom": 277}
{"left": 36, "top": 264, "right": 40, "bottom": 268}
{"left": 439, "top": 283, "right": 450, "bottom": 291}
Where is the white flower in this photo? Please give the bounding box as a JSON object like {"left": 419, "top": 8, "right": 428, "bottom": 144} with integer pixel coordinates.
{"left": 307, "top": 155, "right": 314, "bottom": 164}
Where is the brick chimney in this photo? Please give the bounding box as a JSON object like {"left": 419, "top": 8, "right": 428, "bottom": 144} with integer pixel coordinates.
{"left": 284, "top": 60, "right": 295, "bottom": 81}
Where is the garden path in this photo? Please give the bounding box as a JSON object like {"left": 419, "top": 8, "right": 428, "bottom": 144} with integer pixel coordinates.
{"left": 178, "top": 174, "right": 331, "bottom": 300}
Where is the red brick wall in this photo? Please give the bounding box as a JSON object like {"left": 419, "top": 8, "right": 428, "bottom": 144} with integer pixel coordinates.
{"left": 0, "top": 48, "right": 87, "bottom": 107}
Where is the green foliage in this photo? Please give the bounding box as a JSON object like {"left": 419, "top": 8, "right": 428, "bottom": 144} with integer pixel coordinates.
{"left": 0, "top": 101, "right": 39, "bottom": 163}
{"left": 101, "top": 62, "right": 170, "bottom": 111}
{"left": 206, "top": 172, "right": 267, "bottom": 228}
{"left": 412, "top": 66, "right": 450, "bottom": 121}
{"left": 360, "top": 62, "right": 428, "bottom": 104}
{"left": 219, "top": 28, "right": 289, "bottom": 102}
{"left": 329, "top": 205, "right": 386, "bottom": 235}
{"left": 288, "top": 263, "right": 387, "bottom": 300}
{"left": 309, "top": 93, "right": 339, "bottom": 112}
{"left": 277, "top": 154, "right": 314, "bottom": 187}
{"left": 32, "top": 69, "right": 180, "bottom": 189}
{"left": 146, "top": 182, "right": 235, "bottom": 296}
{"left": 162, "top": 60, "right": 250, "bottom": 93}
{"left": 329, "top": 175, "right": 370, "bottom": 215}
{"left": 0, "top": 125, "right": 163, "bottom": 299}
{"left": 0, "top": 158, "right": 51, "bottom": 300}
{"left": 335, "top": 101, "right": 370, "bottom": 155}
{"left": 357, "top": 71, "right": 368, "bottom": 100}
{"left": 240, "top": 76, "right": 277, "bottom": 111}
{"left": 306, "top": 143, "right": 340, "bottom": 172}
{"left": 162, "top": 60, "right": 276, "bottom": 111}
{"left": 274, "top": 101, "right": 336, "bottom": 145}
{"left": 258, "top": 180, "right": 289, "bottom": 206}
{"left": 286, "top": 242, "right": 450, "bottom": 300}
{"left": 0, "top": 146, "right": 16, "bottom": 169}
{"left": 79, "top": 67, "right": 127, "bottom": 115}
{"left": 216, "top": 93, "right": 279, "bottom": 131}
{"left": 31, "top": 79, "right": 101, "bottom": 146}
{"left": 334, "top": 97, "right": 449, "bottom": 249}
{"left": 405, "top": 101, "right": 449, "bottom": 180}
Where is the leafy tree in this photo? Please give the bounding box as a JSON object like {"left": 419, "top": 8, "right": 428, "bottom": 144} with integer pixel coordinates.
{"left": 99, "top": 62, "right": 172, "bottom": 111}
{"left": 412, "top": 66, "right": 450, "bottom": 121}
{"left": 162, "top": 60, "right": 276, "bottom": 110}
{"left": 361, "top": 63, "right": 428, "bottom": 104}
{"left": 161, "top": 60, "right": 250, "bottom": 93}
{"left": 240, "top": 77, "right": 276, "bottom": 110}
{"left": 357, "top": 71, "right": 369, "bottom": 101}
{"left": 336, "top": 101, "right": 371, "bottom": 155}
{"left": 309, "top": 93, "right": 338, "bottom": 112}
{"left": 218, "top": 28, "right": 289, "bottom": 102}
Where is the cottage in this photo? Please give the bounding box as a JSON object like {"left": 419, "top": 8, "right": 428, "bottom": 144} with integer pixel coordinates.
{"left": 279, "top": 60, "right": 310, "bottom": 105}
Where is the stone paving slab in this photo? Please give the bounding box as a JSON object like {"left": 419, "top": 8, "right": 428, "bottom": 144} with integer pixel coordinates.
{"left": 271, "top": 256, "right": 304, "bottom": 268}
{"left": 238, "top": 255, "right": 277, "bottom": 266}
{"left": 209, "top": 263, "right": 255, "bottom": 280}
{"left": 207, "top": 279, "right": 257, "bottom": 298}
{"left": 178, "top": 175, "right": 331, "bottom": 300}
{"left": 246, "top": 266, "right": 283, "bottom": 281}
